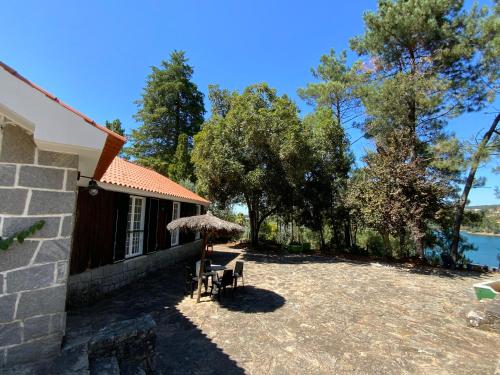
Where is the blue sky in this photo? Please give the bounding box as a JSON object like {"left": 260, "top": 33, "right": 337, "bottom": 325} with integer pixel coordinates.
{"left": 1, "top": 0, "right": 498, "bottom": 206}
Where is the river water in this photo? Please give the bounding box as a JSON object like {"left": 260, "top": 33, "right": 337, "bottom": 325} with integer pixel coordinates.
{"left": 462, "top": 232, "right": 500, "bottom": 269}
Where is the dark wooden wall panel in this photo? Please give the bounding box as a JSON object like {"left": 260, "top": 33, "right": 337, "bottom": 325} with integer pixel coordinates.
{"left": 71, "top": 189, "right": 206, "bottom": 275}
{"left": 70, "top": 188, "right": 116, "bottom": 275}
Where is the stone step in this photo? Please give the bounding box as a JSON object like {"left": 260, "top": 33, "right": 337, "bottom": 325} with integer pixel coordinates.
{"left": 89, "top": 356, "right": 120, "bottom": 375}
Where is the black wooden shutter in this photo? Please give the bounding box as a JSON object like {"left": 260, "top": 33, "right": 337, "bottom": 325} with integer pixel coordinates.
{"left": 165, "top": 200, "right": 173, "bottom": 248}
{"left": 113, "top": 193, "right": 129, "bottom": 262}
{"left": 145, "top": 198, "right": 159, "bottom": 253}
{"left": 142, "top": 198, "right": 151, "bottom": 253}
{"left": 157, "top": 200, "right": 167, "bottom": 250}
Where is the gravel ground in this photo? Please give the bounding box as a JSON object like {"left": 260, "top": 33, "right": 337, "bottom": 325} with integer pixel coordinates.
{"left": 67, "top": 244, "right": 500, "bottom": 375}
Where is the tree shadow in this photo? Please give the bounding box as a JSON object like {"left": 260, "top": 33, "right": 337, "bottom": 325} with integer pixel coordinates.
{"left": 216, "top": 286, "right": 285, "bottom": 313}
{"left": 65, "top": 262, "right": 246, "bottom": 374}
{"left": 240, "top": 247, "right": 490, "bottom": 280}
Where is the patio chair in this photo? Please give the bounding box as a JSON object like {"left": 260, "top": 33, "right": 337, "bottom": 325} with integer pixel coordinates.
{"left": 188, "top": 264, "right": 210, "bottom": 298}
{"left": 233, "top": 261, "right": 245, "bottom": 288}
{"left": 184, "top": 266, "right": 198, "bottom": 298}
{"left": 213, "top": 269, "right": 234, "bottom": 300}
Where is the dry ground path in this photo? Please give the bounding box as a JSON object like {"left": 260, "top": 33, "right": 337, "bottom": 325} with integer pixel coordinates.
{"left": 67, "top": 244, "right": 500, "bottom": 374}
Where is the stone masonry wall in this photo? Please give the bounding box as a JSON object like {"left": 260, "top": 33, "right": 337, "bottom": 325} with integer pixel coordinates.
{"left": 0, "top": 122, "right": 78, "bottom": 368}
{"left": 67, "top": 239, "right": 202, "bottom": 308}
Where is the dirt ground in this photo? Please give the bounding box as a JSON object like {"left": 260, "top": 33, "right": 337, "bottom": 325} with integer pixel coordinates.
{"left": 67, "top": 244, "right": 500, "bottom": 374}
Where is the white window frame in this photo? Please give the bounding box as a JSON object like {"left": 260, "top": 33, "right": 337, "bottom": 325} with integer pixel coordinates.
{"left": 195, "top": 205, "right": 201, "bottom": 240}
{"left": 171, "top": 201, "right": 181, "bottom": 246}
{"left": 125, "top": 195, "right": 146, "bottom": 258}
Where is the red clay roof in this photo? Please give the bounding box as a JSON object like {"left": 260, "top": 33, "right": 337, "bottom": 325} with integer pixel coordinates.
{"left": 0, "top": 61, "right": 126, "bottom": 179}
{"left": 100, "top": 157, "right": 210, "bottom": 205}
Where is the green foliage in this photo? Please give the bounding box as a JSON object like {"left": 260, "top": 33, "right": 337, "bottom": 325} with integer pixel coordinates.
{"left": 346, "top": 0, "right": 492, "bottom": 257}
{"left": 462, "top": 209, "right": 500, "bottom": 234}
{"left": 168, "top": 133, "right": 194, "bottom": 183}
{"left": 296, "top": 108, "right": 352, "bottom": 247}
{"left": 208, "top": 84, "right": 233, "bottom": 118}
{"left": 193, "top": 83, "right": 308, "bottom": 246}
{"left": 105, "top": 119, "right": 125, "bottom": 136}
{"left": 296, "top": 50, "right": 358, "bottom": 250}
{"left": 126, "top": 51, "right": 205, "bottom": 175}
{"left": 0, "top": 220, "right": 45, "bottom": 251}
{"left": 298, "top": 49, "right": 366, "bottom": 124}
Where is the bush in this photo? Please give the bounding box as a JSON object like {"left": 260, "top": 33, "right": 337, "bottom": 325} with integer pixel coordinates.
{"left": 366, "top": 234, "right": 385, "bottom": 257}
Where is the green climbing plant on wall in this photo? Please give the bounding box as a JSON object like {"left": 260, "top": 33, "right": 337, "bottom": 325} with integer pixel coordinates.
{"left": 0, "top": 220, "right": 45, "bottom": 251}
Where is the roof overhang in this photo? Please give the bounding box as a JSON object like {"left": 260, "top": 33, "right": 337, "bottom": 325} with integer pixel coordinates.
{"left": 0, "top": 63, "right": 125, "bottom": 178}
{"left": 77, "top": 180, "right": 210, "bottom": 206}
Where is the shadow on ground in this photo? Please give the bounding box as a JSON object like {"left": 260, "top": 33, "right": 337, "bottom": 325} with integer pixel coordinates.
{"left": 239, "top": 245, "right": 488, "bottom": 280}
{"left": 217, "top": 286, "right": 285, "bottom": 313}
{"left": 65, "top": 250, "right": 247, "bottom": 374}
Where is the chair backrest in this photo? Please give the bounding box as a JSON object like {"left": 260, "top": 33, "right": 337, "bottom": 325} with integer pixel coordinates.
{"left": 234, "top": 261, "right": 244, "bottom": 276}
{"left": 221, "top": 269, "right": 234, "bottom": 287}
{"left": 204, "top": 259, "right": 212, "bottom": 272}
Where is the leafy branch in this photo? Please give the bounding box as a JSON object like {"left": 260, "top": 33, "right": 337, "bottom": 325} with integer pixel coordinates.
{"left": 0, "top": 220, "right": 45, "bottom": 251}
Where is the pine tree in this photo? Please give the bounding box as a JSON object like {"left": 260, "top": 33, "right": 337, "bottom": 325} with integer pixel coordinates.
{"left": 350, "top": 0, "right": 486, "bottom": 257}
{"left": 168, "top": 133, "right": 194, "bottom": 183}
{"left": 104, "top": 119, "right": 125, "bottom": 136}
{"left": 125, "top": 51, "right": 205, "bottom": 175}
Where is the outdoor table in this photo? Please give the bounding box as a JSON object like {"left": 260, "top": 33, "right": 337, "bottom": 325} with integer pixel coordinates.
{"left": 209, "top": 264, "right": 226, "bottom": 272}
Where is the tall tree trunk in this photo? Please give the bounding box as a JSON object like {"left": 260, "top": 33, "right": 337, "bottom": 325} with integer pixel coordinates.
{"left": 248, "top": 208, "right": 259, "bottom": 247}
{"left": 450, "top": 113, "right": 500, "bottom": 261}
{"left": 344, "top": 215, "right": 352, "bottom": 249}
{"left": 380, "top": 230, "right": 392, "bottom": 254}
{"left": 319, "top": 226, "right": 325, "bottom": 250}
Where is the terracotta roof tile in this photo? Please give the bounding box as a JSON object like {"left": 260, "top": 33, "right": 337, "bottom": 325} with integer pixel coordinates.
{"left": 101, "top": 157, "right": 210, "bottom": 205}
{"left": 0, "top": 61, "right": 126, "bottom": 179}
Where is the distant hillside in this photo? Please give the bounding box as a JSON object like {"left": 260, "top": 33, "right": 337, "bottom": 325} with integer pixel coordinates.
{"left": 466, "top": 204, "right": 500, "bottom": 210}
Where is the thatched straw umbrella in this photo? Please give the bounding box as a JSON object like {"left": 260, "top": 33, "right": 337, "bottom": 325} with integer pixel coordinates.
{"left": 167, "top": 211, "right": 244, "bottom": 302}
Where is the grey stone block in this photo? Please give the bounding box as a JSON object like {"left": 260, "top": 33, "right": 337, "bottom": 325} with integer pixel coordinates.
{"left": 3, "top": 217, "right": 61, "bottom": 238}
{"left": 28, "top": 190, "right": 76, "bottom": 215}
{"left": 65, "top": 170, "right": 78, "bottom": 192}
{"left": 50, "top": 312, "right": 66, "bottom": 334}
{"left": 0, "top": 322, "right": 22, "bottom": 346}
{"left": 16, "top": 285, "right": 66, "bottom": 319}
{"left": 61, "top": 215, "right": 75, "bottom": 237}
{"left": 6, "top": 263, "right": 55, "bottom": 293}
{"left": 0, "top": 294, "right": 17, "bottom": 323}
{"left": 35, "top": 238, "right": 71, "bottom": 263}
{"left": 0, "top": 240, "right": 39, "bottom": 273}
{"left": 23, "top": 315, "right": 51, "bottom": 341}
{"left": 5, "top": 333, "right": 62, "bottom": 365}
{"left": 0, "top": 188, "right": 28, "bottom": 214}
{"left": 0, "top": 125, "right": 35, "bottom": 164}
{"left": 56, "top": 261, "right": 68, "bottom": 283}
{"left": 0, "top": 164, "right": 16, "bottom": 186}
{"left": 38, "top": 150, "right": 78, "bottom": 169}
{"left": 18, "top": 165, "right": 64, "bottom": 189}
{"left": 0, "top": 274, "right": 3, "bottom": 294}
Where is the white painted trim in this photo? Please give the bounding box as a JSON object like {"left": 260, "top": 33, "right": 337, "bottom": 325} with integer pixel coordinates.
{"left": 171, "top": 202, "right": 180, "bottom": 247}
{"left": 125, "top": 195, "right": 146, "bottom": 258}
{"left": 87, "top": 181, "right": 209, "bottom": 206}
{"left": 0, "top": 68, "right": 110, "bottom": 178}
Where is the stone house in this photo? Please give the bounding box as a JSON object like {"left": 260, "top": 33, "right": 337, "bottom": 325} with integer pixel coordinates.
{"left": 0, "top": 62, "right": 208, "bottom": 369}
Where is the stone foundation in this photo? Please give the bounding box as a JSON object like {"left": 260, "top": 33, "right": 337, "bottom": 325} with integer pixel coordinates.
{"left": 0, "top": 120, "right": 78, "bottom": 368}
{"left": 67, "top": 240, "right": 202, "bottom": 307}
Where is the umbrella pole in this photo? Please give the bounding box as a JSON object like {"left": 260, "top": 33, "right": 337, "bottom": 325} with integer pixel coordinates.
{"left": 196, "top": 232, "right": 208, "bottom": 303}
